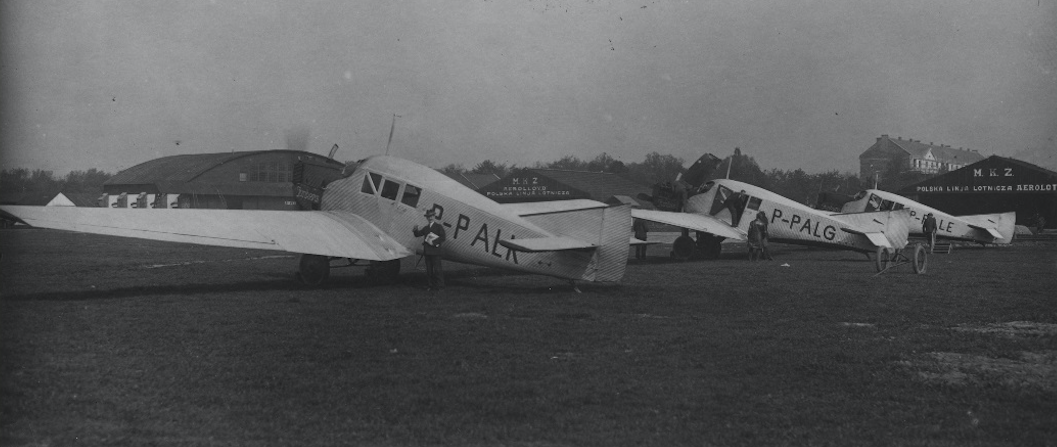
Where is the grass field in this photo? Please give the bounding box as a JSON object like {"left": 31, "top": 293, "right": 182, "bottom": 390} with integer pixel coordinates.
{"left": 2, "top": 229, "right": 1055, "bottom": 446}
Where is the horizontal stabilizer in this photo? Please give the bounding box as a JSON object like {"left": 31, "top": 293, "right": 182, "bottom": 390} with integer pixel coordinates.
{"left": 841, "top": 227, "right": 893, "bottom": 248}
{"left": 967, "top": 224, "right": 1003, "bottom": 240}
{"left": 498, "top": 236, "right": 597, "bottom": 252}
{"left": 631, "top": 209, "right": 745, "bottom": 240}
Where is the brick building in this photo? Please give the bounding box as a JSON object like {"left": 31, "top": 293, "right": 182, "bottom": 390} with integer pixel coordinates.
{"left": 860, "top": 135, "right": 986, "bottom": 180}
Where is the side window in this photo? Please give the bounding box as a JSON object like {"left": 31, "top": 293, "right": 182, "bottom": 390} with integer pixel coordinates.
{"left": 401, "top": 184, "right": 422, "bottom": 208}
{"left": 380, "top": 179, "right": 401, "bottom": 200}
{"left": 880, "top": 199, "right": 893, "bottom": 211}
{"left": 361, "top": 172, "right": 383, "bottom": 195}
{"left": 746, "top": 196, "right": 762, "bottom": 212}
{"left": 866, "top": 194, "right": 882, "bottom": 212}
{"left": 892, "top": 202, "right": 904, "bottom": 211}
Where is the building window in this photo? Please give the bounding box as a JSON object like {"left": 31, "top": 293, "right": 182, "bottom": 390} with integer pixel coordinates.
{"left": 249, "top": 161, "right": 292, "bottom": 183}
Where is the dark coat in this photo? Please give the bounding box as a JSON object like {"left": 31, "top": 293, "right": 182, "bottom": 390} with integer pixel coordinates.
{"left": 413, "top": 222, "right": 447, "bottom": 255}
{"left": 633, "top": 219, "right": 649, "bottom": 239}
{"left": 922, "top": 215, "right": 937, "bottom": 234}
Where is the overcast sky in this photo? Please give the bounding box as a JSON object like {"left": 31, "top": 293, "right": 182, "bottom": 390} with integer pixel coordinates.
{"left": 1, "top": 0, "right": 1054, "bottom": 176}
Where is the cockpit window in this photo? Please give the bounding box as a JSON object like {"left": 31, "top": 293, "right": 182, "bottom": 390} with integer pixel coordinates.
{"left": 362, "top": 172, "right": 383, "bottom": 195}
{"left": 880, "top": 199, "right": 893, "bottom": 211}
{"left": 853, "top": 191, "right": 868, "bottom": 201}
{"left": 401, "top": 184, "right": 421, "bottom": 207}
{"left": 380, "top": 179, "right": 401, "bottom": 200}
{"left": 866, "top": 194, "right": 882, "bottom": 212}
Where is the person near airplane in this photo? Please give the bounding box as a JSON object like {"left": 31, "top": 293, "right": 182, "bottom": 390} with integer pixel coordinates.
{"left": 922, "top": 212, "right": 938, "bottom": 253}
{"left": 726, "top": 189, "right": 749, "bottom": 226}
{"left": 747, "top": 212, "right": 765, "bottom": 262}
{"left": 413, "top": 209, "right": 447, "bottom": 291}
{"left": 755, "top": 211, "right": 774, "bottom": 260}
{"left": 633, "top": 218, "right": 649, "bottom": 260}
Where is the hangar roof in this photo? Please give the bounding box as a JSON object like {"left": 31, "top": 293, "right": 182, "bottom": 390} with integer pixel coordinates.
{"left": 531, "top": 168, "right": 651, "bottom": 201}
{"left": 445, "top": 172, "right": 501, "bottom": 189}
{"left": 106, "top": 150, "right": 341, "bottom": 185}
{"left": 478, "top": 167, "right": 652, "bottom": 206}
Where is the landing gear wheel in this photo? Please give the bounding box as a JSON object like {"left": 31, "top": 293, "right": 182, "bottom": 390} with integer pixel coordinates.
{"left": 874, "top": 247, "right": 890, "bottom": 273}
{"left": 671, "top": 235, "right": 695, "bottom": 261}
{"left": 365, "top": 259, "right": 401, "bottom": 283}
{"left": 298, "top": 254, "right": 330, "bottom": 286}
{"left": 912, "top": 243, "right": 928, "bottom": 274}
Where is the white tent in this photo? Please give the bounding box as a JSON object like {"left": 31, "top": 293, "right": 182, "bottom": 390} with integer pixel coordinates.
{"left": 46, "top": 193, "right": 77, "bottom": 207}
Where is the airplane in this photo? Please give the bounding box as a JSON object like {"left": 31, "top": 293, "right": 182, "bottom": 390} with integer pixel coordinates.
{"left": 833, "top": 188, "right": 1016, "bottom": 245}
{"left": 0, "top": 155, "right": 634, "bottom": 288}
{"left": 634, "top": 154, "right": 915, "bottom": 268}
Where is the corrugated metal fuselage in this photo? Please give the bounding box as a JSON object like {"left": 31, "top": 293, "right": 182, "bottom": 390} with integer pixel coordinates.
{"left": 320, "top": 156, "right": 628, "bottom": 282}
{"left": 687, "top": 179, "right": 909, "bottom": 252}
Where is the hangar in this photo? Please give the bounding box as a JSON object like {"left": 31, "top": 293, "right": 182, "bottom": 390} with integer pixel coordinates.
{"left": 102, "top": 150, "right": 346, "bottom": 210}
{"left": 477, "top": 168, "right": 654, "bottom": 208}
{"left": 898, "top": 155, "right": 1056, "bottom": 229}
{"left": 445, "top": 172, "right": 501, "bottom": 190}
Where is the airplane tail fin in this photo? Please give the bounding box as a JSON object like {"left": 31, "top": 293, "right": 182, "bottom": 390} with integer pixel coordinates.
{"left": 962, "top": 211, "right": 1017, "bottom": 244}
{"left": 523, "top": 204, "right": 632, "bottom": 282}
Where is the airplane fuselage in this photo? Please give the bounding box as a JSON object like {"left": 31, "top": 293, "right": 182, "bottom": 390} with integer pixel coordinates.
{"left": 321, "top": 156, "right": 623, "bottom": 281}
{"left": 840, "top": 189, "right": 1014, "bottom": 244}
{"left": 687, "top": 179, "right": 909, "bottom": 252}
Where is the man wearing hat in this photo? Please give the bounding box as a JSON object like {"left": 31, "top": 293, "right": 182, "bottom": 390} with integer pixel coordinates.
{"left": 413, "top": 209, "right": 447, "bottom": 291}
{"left": 922, "top": 212, "right": 938, "bottom": 253}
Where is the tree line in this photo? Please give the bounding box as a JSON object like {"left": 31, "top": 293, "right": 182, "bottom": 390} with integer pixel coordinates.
{"left": 2, "top": 149, "right": 935, "bottom": 207}
{"left": 439, "top": 149, "right": 932, "bottom": 207}
{"left": 0, "top": 168, "right": 113, "bottom": 201}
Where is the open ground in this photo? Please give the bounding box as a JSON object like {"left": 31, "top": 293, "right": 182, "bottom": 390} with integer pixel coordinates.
{"left": 1, "top": 229, "right": 1055, "bottom": 446}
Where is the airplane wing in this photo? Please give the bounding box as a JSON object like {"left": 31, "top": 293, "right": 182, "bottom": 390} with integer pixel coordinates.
{"left": 501, "top": 199, "right": 609, "bottom": 217}
{"left": 497, "top": 236, "right": 596, "bottom": 252}
{"left": 630, "top": 237, "right": 662, "bottom": 245}
{"left": 0, "top": 205, "right": 412, "bottom": 261}
{"left": 631, "top": 209, "right": 746, "bottom": 240}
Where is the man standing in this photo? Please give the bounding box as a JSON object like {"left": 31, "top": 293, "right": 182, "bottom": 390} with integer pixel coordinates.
{"left": 633, "top": 218, "right": 649, "bottom": 260}
{"left": 922, "top": 212, "right": 938, "bottom": 253}
{"left": 747, "top": 214, "right": 764, "bottom": 262}
{"left": 756, "top": 211, "right": 774, "bottom": 260}
{"left": 726, "top": 190, "right": 748, "bottom": 226}
{"left": 413, "top": 209, "right": 446, "bottom": 291}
